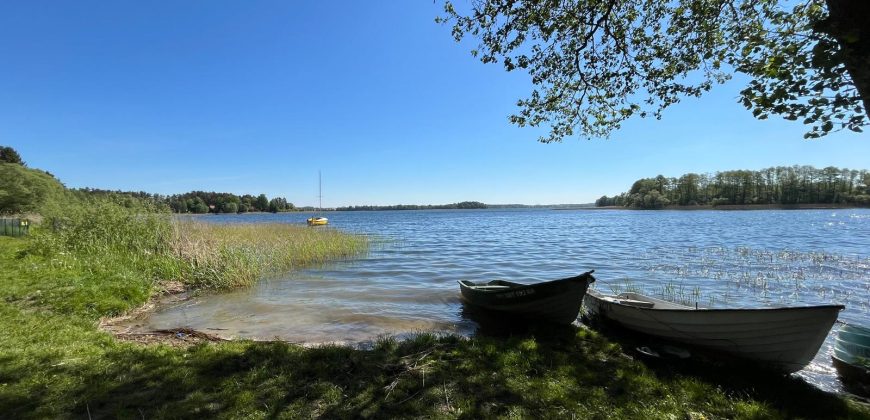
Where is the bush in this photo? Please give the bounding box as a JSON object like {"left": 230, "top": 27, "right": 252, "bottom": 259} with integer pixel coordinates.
{"left": 32, "top": 196, "right": 172, "bottom": 258}
{"left": 0, "top": 164, "right": 66, "bottom": 215}
{"left": 222, "top": 202, "right": 239, "bottom": 214}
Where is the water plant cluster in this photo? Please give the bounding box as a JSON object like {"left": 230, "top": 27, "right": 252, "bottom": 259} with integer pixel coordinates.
{"left": 172, "top": 221, "right": 368, "bottom": 288}
{"left": 624, "top": 245, "right": 870, "bottom": 313}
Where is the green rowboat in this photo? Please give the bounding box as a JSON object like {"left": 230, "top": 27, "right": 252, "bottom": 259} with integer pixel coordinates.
{"left": 458, "top": 270, "right": 596, "bottom": 324}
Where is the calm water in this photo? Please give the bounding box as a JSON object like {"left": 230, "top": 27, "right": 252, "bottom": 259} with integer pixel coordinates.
{"left": 139, "top": 209, "right": 870, "bottom": 393}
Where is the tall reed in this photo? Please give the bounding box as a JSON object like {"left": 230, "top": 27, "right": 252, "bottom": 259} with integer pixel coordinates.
{"left": 170, "top": 221, "right": 369, "bottom": 289}
{"left": 29, "top": 195, "right": 369, "bottom": 295}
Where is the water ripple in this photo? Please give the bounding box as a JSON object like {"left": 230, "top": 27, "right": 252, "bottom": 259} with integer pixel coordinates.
{"left": 139, "top": 208, "right": 870, "bottom": 394}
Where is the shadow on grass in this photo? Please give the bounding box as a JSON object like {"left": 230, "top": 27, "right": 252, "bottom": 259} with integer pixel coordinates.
{"left": 581, "top": 314, "right": 858, "bottom": 419}
{"left": 3, "top": 315, "right": 865, "bottom": 419}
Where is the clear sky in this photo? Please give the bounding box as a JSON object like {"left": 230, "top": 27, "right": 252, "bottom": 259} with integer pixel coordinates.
{"left": 2, "top": 1, "right": 868, "bottom": 207}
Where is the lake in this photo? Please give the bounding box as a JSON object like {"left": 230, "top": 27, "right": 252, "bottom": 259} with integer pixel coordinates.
{"left": 137, "top": 209, "right": 870, "bottom": 393}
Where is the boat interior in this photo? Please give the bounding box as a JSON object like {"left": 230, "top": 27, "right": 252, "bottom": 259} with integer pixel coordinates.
{"left": 607, "top": 292, "right": 696, "bottom": 310}
{"left": 460, "top": 279, "right": 522, "bottom": 289}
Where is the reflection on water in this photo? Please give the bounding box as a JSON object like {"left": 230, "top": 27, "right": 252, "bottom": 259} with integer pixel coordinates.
{"left": 135, "top": 209, "right": 870, "bottom": 394}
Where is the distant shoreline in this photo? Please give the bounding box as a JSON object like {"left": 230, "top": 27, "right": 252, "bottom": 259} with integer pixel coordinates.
{"left": 586, "top": 204, "right": 868, "bottom": 211}
{"left": 174, "top": 203, "right": 869, "bottom": 214}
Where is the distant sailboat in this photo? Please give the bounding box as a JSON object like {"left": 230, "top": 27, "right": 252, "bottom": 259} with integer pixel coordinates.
{"left": 307, "top": 172, "right": 328, "bottom": 226}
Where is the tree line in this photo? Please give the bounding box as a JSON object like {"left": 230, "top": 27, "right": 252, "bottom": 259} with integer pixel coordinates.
{"left": 77, "top": 189, "right": 296, "bottom": 214}
{"left": 336, "top": 201, "right": 487, "bottom": 211}
{"left": 596, "top": 166, "right": 870, "bottom": 209}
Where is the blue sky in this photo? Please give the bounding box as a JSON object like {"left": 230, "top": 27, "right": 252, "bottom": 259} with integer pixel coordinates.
{"left": 2, "top": 1, "right": 868, "bottom": 207}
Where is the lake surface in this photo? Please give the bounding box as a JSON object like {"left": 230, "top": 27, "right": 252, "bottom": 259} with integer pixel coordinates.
{"left": 138, "top": 209, "right": 870, "bottom": 394}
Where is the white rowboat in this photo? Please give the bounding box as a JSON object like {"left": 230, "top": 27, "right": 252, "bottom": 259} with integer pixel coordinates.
{"left": 583, "top": 290, "right": 844, "bottom": 373}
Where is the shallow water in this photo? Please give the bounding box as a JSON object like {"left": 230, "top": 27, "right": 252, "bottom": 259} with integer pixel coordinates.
{"left": 139, "top": 209, "right": 870, "bottom": 393}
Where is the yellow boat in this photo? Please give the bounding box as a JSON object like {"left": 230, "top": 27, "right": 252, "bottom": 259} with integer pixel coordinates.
{"left": 307, "top": 172, "right": 329, "bottom": 226}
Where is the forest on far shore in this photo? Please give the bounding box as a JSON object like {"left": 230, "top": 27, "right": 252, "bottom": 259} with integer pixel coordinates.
{"left": 597, "top": 165, "right": 870, "bottom": 209}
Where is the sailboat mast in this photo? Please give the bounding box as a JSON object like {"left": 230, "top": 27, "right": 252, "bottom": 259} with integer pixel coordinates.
{"left": 318, "top": 171, "right": 322, "bottom": 211}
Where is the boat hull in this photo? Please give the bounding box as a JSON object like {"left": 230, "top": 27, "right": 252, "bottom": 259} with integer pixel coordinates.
{"left": 459, "top": 271, "right": 594, "bottom": 325}
{"left": 584, "top": 290, "right": 843, "bottom": 373}
{"left": 832, "top": 323, "right": 870, "bottom": 388}
{"left": 832, "top": 355, "right": 870, "bottom": 397}
{"left": 307, "top": 217, "right": 328, "bottom": 226}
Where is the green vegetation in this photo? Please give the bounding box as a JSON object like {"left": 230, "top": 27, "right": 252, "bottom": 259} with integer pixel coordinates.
{"left": 1, "top": 156, "right": 866, "bottom": 417}
{"left": 2, "top": 237, "right": 869, "bottom": 418}
{"left": 337, "top": 201, "right": 488, "bottom": 211}
{"left": 597, "top": 165, "right": 870, "bottom": 209}
{"left": 28, "top": 200, "right": 367, "bottom": 294}
{"left": 0, "top": 146, "right": 25, "bottom": 165}
{"left": 0, "top": 163, "right": 67, "bottom": 215}
{"left": 172, "top": 221, "right": 368, "bottom": 288}
{"left": 76, "top": 189, "right": 296, "bottom": 214}
{"left": 439, "top": 1, "right": 868, "bottom": 141}
{"left": 0, "top": 156, "right": 369, "bottom": 306}
{"left": 165, "top": 191, "right": 296, "bottom": 214}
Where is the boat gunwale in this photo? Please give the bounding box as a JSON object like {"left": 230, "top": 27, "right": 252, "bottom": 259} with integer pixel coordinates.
{"left": 833, "top": 353, "right": 870, "bottom": 371}
{"left": 458, "top": 272, "right": 594, "bottom": 294}
{"left": 586, "top": 290, "right": 845, "bottom": 314}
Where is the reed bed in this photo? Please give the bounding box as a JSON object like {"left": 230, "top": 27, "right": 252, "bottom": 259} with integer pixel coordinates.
{"left": 171, "top": 221, "right": 369, "bottom": 289}
{"left": 29, "top": 196, "right": 369, "bottom": 303}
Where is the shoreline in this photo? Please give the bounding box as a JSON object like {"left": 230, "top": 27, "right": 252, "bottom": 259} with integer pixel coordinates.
{"left": 97, "top": 281, "right": 229, "bottom": 346}
{"left": 585, "top": 204, "right": 868, "bottom": 211}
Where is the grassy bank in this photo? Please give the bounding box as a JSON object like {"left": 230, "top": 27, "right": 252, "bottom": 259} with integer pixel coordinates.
{"left": 2, "top": 237, "right": 869, "bottom": 418}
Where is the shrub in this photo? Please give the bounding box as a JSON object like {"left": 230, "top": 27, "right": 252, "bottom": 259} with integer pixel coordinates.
{"left": 0, "top": 164, "right": 66, "bottom": 215}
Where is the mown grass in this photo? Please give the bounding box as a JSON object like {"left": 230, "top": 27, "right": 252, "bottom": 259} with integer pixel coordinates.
{"left": 2, "top": 237, "right": 869, "bottom": 419}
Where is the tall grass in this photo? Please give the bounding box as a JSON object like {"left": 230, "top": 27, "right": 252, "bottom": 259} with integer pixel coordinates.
{"left": 21, "top": 196, "right": 176, "bottom": 316}
{"left": 171, "top": 221, "right": 369, "bottom": 288}
{"left": 23, "top": 196, "right": 368, "bottom": 316}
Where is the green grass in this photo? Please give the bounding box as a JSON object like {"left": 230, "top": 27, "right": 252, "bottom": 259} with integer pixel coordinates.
{"left": 1, "top": 237, "right": 869, "bottom": 419}
{"left": 27, "top": 195, "right": 369, "bottom": 297}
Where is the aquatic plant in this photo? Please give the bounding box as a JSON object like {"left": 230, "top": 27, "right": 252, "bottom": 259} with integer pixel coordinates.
{"left": 26, "top": 195, "right": 369, "bottom": 298}
{"left": 637, "top": 245, "right": 869, "bottom": 310}
{"left": 607, "top": 279, "right": 642, "bottom": 295}
{"left": 170, "top": 221, "right": 369, "bottom": 289}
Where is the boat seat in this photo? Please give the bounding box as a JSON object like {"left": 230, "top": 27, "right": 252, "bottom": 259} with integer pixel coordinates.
{"left": 616, "top": 299, "right": 656, "bottom": 309}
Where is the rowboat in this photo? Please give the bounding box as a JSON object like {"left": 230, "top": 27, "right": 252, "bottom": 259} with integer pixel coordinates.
{"left": 832, "top": 323, "right": 870, "bottom": 394}
{"left": 834, "top": 323, "right": 870, "bottom": 362}
{"left": 458, "top": 270, "right": 595, "bottom": 324}
{"left": 583, "top": 290, "right": 844, "bottom": 373}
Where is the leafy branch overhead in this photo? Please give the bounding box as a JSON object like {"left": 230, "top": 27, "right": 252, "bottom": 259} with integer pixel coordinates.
{"left": 438, "top": 0, "right": 869, "bottom": 142}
